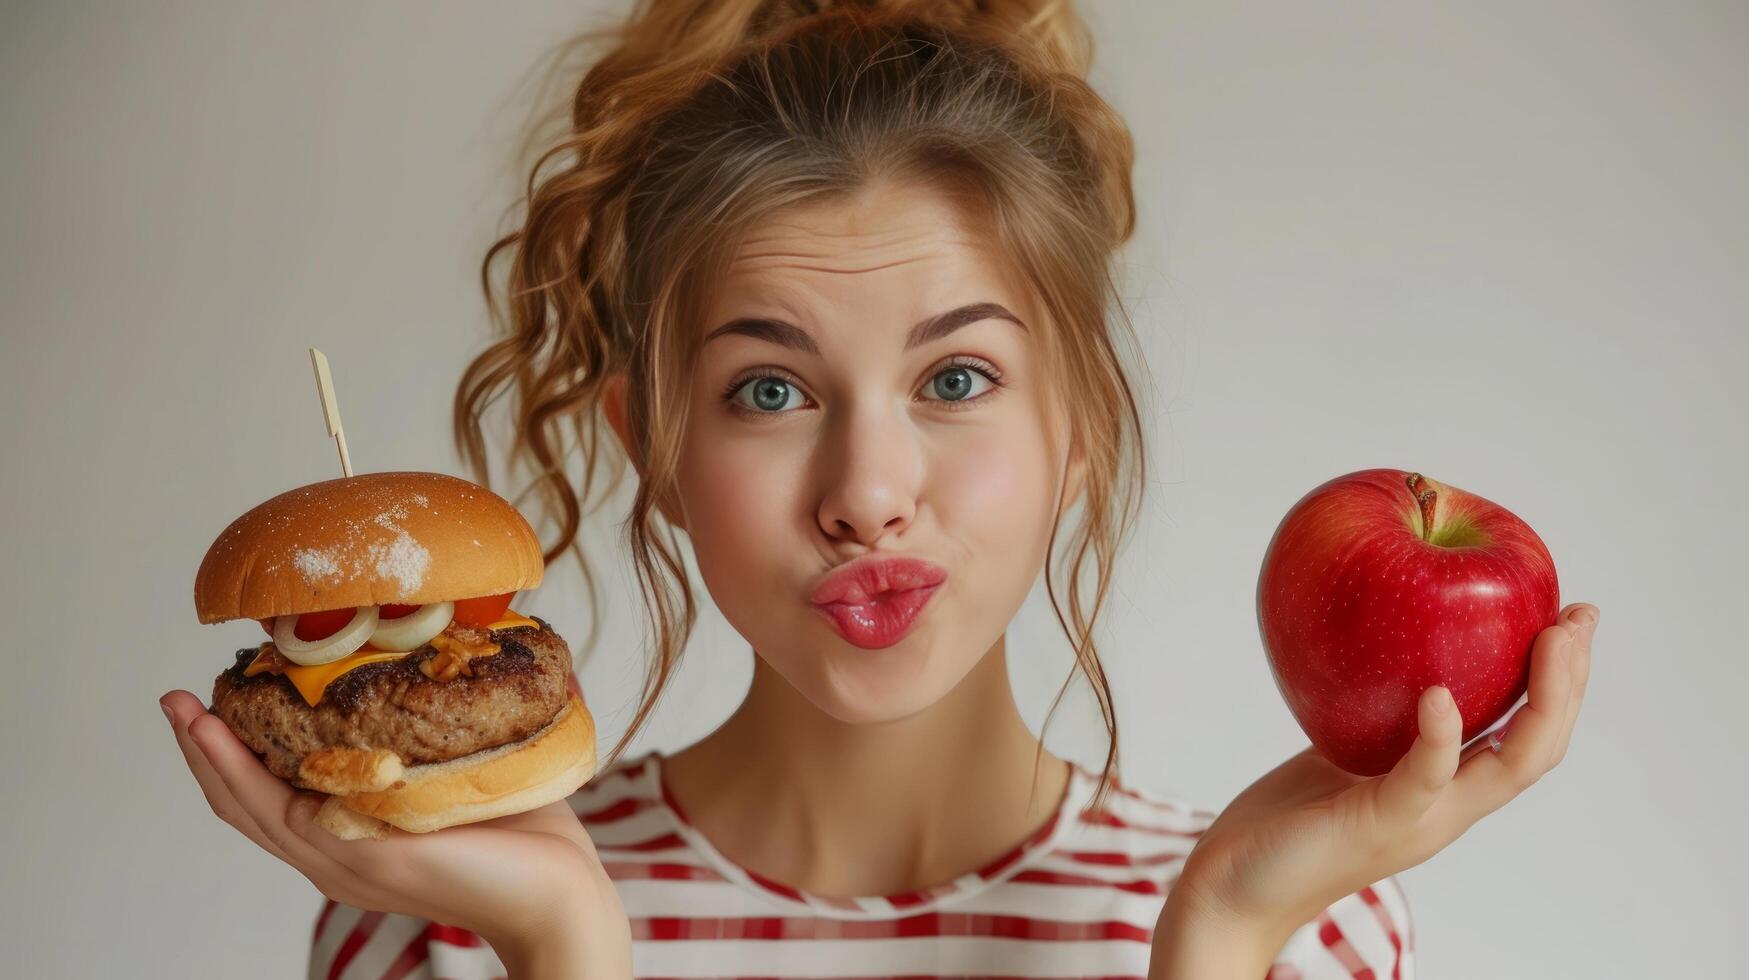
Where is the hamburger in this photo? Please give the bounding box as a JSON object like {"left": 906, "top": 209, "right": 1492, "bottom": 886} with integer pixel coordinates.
{"left": 193, "top": 470, "right": 595, "bottom": 840}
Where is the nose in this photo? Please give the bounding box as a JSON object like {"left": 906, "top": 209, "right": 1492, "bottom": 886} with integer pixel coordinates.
{"left": 815, "top": 401, "right": 921, "bottom": 547}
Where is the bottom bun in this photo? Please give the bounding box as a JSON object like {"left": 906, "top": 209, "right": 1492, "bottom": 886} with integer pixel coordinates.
{"left": 314, "top": 692, "right": 596, "bottom": 840}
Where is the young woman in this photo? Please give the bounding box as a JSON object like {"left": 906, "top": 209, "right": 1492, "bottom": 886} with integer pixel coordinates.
{"left": 160, "top": 1, "right": 1597, "bottom": 976}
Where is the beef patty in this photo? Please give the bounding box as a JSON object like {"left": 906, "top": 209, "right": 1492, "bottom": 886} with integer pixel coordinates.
{"left": 211, "top": 618, "right": 572, "bottom": 785}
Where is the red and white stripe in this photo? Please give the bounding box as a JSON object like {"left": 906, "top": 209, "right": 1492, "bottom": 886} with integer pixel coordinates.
{"left": 310, "top": 752, "right": 1412, "bottom": 978}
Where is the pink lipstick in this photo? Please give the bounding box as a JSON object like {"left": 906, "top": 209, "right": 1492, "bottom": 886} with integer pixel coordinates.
{"left": 808, "top": 554, "right": 947, "bottom": 650}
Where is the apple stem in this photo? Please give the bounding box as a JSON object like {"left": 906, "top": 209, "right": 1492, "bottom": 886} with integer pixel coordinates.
{"left": 1407, "top": 472, "right": 1437, "bottom": 542}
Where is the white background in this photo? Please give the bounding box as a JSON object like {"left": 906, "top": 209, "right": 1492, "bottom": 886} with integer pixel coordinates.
{"left": 3, "top": 1, "right": 1743, "bottom": 976}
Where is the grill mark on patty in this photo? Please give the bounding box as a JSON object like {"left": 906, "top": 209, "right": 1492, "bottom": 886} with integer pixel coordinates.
{"left": 211, "top": 618, "right": 570, "bottom": 782}
{"left": 219, "top": 619, "right": 551, "bottom": 716}
{"left": 325, "top": 632, "right": 536, "bottom": 714}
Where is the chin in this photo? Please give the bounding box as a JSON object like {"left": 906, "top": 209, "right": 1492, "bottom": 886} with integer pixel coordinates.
{"left": 771, "top": 624, "right": 977, "bottom": 726}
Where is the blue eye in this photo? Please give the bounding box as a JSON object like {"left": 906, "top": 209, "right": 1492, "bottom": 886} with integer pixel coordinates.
{"left": 721, "top": 358, "right": 1005, "bottom": 417}
{"left": 731, "top": 376, "right": 805, "bottom": 414}
{"left": 925, "top": 365, "right": 993, "bottom": 403}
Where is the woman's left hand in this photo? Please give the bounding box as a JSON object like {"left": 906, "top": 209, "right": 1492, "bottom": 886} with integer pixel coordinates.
{"left": 1168, "top": 601, "right": 1598, "bottom": 956}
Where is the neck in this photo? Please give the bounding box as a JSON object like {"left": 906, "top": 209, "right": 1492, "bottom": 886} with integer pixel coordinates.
{"left": 660, "top": 633, "right": 1072, "bottom": 899}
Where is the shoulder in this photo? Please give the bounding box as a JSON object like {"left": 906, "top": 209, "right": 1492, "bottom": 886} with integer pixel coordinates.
{"left": 1071, "top": 767, "right": 1219, "bottom": 852}
{"left": 565, "top": 750, "right": 672, "bottom": 846}
{"left": 1269, "top": 876, "right": 1415, "bottom": 979}
{"left": 568, "top": 751, "right": 662, "bottom": 818}
{"left": 309, "top": 901, "right": 503, "bottom": 979}
{"left": 1071, "top": 772, "right": 1413, "bottom": 977}
{"left": 1034, "top": 766, "right": 1216, "bottom": 890}
{"left": 1085, "top": 769, "right": 1220, "bottom": 833}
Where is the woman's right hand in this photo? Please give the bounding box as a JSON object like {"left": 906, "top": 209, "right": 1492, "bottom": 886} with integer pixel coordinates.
{"left": 160, "top": 689, "right": 633, "bottom": 977}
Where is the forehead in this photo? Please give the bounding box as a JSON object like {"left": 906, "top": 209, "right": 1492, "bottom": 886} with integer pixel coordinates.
{"left": 708, "top": 181, "right": 1022, "bottom": 315}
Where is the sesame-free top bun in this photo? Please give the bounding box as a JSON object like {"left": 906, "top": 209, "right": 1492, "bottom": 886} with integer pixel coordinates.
{"left": 194, "top": 471, "right": 545, "bottom": 624}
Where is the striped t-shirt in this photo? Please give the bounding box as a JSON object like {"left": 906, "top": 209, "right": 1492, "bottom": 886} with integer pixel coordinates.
{"left": 309, "top": 750, "right": 1414, "bottom": 978}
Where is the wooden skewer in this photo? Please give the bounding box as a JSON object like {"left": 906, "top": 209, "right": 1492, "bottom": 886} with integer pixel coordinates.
{"left": 307, "top": 347, "right": 353, "bottom": 478}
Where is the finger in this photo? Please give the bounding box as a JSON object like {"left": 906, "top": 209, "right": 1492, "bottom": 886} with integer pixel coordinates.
{"left": 280, "top": 784, "right": 459, "bottom": 893}
{"left": 484, "top": 799, "right": 603, "bottom": 860}
{"left": 162, "top": 691, "right": 294, "bottom": 862}
{"left": 275, "top": 761, "right": 593, "bottom": 896}
{"left": 1550, "top": 605, "right": 1597, "bottom": 766}
{"left": 286, "top": 795, "right": 589, "bottom": 915}
{"left": 471, "top": 799, "right": 579, "bottom": 834}
{"left": 288, "top": 792, "right": 575, "bottom": 866}
{"left": 186, "top": 713, "right": 365, "bottom": 888}
{"left": 1442, "top": 621, "right": 1576, "bottom": 825}
{"left": 1376, "top": 685, "right": 1463, "bottom": 820}
{"left": 1534, "top": 604, "right": 1589, "bottom": 767}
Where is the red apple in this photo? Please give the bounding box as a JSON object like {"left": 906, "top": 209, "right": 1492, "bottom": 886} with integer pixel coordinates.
{"left": 1255, "top": 468, "right": 1560, "bottom": 776}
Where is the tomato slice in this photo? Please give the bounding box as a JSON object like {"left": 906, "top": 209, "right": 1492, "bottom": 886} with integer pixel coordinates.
{"left": 258, "top": 618, "right": 275, "bottom": 637}
{"left": 294, "top": 607, "right": 357, "bottom": 642}
{"left": 452, "top": 592, "right": 515, "bottom": 627}
{"left": 379, "top": 603, "right": 420, "bottom": 620}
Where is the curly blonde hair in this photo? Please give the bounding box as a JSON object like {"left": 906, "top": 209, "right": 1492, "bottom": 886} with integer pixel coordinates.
{"left": 454, "top": 0, "right": 1148, "bottom": 814}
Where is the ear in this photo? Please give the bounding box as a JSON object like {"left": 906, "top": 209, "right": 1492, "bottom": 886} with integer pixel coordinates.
{"left": 601, "top": 372, "right": 688, "bottom": 532}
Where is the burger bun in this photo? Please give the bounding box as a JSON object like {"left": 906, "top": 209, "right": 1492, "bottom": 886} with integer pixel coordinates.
{"left": 312, "top": 692, "right": 597, "bottom": 840}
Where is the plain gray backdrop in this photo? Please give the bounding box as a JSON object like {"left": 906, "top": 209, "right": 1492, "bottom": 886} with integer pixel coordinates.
{"left": 4, "top": 1, "right": 1744, "bottom": 976}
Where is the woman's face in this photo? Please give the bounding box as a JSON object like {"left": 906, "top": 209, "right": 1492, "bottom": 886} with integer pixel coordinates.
{"left": 674, "top": 179, "right": 1079, "bottom": 725}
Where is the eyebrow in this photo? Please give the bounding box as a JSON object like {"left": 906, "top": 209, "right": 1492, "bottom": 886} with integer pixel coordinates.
{"left": 702, "top": 301, "right": 1026, "bottom": 355}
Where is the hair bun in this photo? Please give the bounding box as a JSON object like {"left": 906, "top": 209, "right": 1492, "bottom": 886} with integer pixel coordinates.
{"left": 756, "top": 0, "right": 1095, "bottom": 78}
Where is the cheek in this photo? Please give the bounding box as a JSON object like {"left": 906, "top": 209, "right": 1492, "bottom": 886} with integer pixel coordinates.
{"left": 930, "top": 413, "right": 1058, "bottom": 572}
{"left": 676, "top": 420, "right": 805, "bottom": 598}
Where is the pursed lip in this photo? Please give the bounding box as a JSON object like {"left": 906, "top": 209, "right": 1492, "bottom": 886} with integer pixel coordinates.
{"left": 808, "top": 553, "right": 949, "bottom": 607}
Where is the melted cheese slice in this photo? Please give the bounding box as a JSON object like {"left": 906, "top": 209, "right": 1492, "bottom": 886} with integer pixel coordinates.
{"left": 246, "top": 608, "right": 540, "bottom": 706}
{"left": 279, "top": 650, "right": 406, "bottom": 705}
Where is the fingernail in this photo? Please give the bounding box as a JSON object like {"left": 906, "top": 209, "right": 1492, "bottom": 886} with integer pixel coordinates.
{"left": 160, "top": 701, "right": 175, "bottom": 727}
{"left": 1573, "top": 607, "right": 1597, "bottom": 628}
